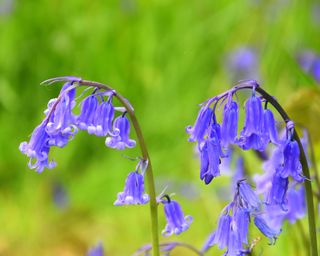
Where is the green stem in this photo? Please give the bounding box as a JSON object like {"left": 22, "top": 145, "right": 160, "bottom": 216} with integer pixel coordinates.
{"left": 79, "top": 80, "right": 160, "bottom": 256}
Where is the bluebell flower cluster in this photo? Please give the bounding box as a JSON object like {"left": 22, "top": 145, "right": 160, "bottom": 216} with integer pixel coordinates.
{"left": 20, "top": 77, "right": 136, "bottom": 173}
{"left": 187, "top": 84, "right": 284, "bottom": 184}
{"left": 187, "top": 85, "right": 305, "bottom": 234}
{"left": 202, "top": 180, "right": 281, "bottom": 255}
{"left": 114, "top": 160, "right": 149, "bottom": 206}
{"left": 160, "top": 195, "right": 193, "bottom": 237}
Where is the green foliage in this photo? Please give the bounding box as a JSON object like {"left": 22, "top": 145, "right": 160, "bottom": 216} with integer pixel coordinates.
{"left": 0, "top": 0, "right": 319, "bottom": 255}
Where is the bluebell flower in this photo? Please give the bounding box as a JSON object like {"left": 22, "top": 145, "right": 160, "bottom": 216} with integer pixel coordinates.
{"left": 238, "top": 94, "right": 269, "bottom": 151}
{"left": 19, "top": 121, "right": 56, "bottom": 173}
{"left": 242, "top": 94, "right": 263, "bottom": 136}
{"left": 212, "top": 213, "right": 232, "bottom": 249}
{"left": 199, "top": 122, "right": 225, "bottom": 184}
{"left": 105, "top": 114, "right": 136, "bottom": 150}
{"left": 263, "top": 109, "right": 280, "bottom": 145}
{"left": 114, "top": 170, "right": 149, "bottom": 206}
{"left": 254, "top": 216, "right": 281, "bottom": 244}
{"left": 161, "top": 198, "right": 193, "bottom": 236}
{"left": 286, "top": 185, "right": 306, "bottom": 223}
{"left": 221, "top": 98, "right": 239, "bottom": 148}
{"left": 279, "top": 140, "right": 304, "bottom": 182}
{"left": 264, "top": 185, "right": 306, "bottom": 230}
{"left": 238, "top": 180, "right": 261, "bottom": 210}
{"left": 45, "top": 83, "right": 78, "bottom": 147}
{"left": 88, "top": 95, "right": 115, "bottom": 136}
{"left": 204, "top": 180, "right": 262, "bottom": 255}
{"left": 267, "top": 172, "right": 289, "bottom": 210}
{"left": 87, "top": 242, "right": 104, "bottom": 256}
{"left": 232, "top": 209, "right": 250, "bottom": 245}
{"left": 186, "top": 106, "right": 213, "bottom": 143}
{"left": 77, "top": 94, "right": 99, "bottom": 131}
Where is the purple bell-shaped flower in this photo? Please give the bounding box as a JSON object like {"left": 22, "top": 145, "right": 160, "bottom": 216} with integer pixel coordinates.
{"left": 161, "top": 196, "right": 193, "bottom": 236}
{"left": 105, "top": 114, "right": 136, "bottom": 150}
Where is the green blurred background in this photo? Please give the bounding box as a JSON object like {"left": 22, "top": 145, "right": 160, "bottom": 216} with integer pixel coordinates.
{"left": 1, "top": 0, "right": 320, "bottom": 255}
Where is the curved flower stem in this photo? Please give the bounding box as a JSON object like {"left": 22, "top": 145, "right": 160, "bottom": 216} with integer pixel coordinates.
{"left": 226, "top": 81, "right": 318, "bottom": 256}
{"left": 78, "top": 80, "right": 160, "bottom": 256}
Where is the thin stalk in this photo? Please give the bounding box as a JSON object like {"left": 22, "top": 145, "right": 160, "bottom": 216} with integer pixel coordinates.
{"left": 306, "top": 129, "right": 320, "bottom": 198}
{"left": 79, "top": 80, "right": 160, "bottom": 256}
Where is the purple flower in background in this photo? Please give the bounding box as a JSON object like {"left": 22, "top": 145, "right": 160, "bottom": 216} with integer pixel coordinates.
{"left": 186, "top": 106, "right": 213, "bottom": 143}
{"left": 221, "top": 97, "right": 239, "bottom": 148}
{"left": 312, "top": 58, "right": 320, "bottom": 83}
{"left": 87, "top": 242, "right": 104, "bottom": 256}
{"left": 227, "top": 47, "right": 259, "bottom": 82}
{"left": 114, "top": 170, "right": 149, "bottom": 206}
{"left": 254, "top": 216, "right": 281, "bottom": 244}
{"left": 105, "top": 114, "right": 136, "bottom": 150}
{"left": 52, "top": 182, "right": 69, "bottom": 209}
{"left": 297, "top": 50, "right": 320, "bottom": 83}
{"left": 161, "top": 197, "right": 193, "bottom": 236}
{"left": 19, "top": 121, "right": 56, "bottom": 173}
{"left": 285, "top": 185, "right": 306, "bottom": 223}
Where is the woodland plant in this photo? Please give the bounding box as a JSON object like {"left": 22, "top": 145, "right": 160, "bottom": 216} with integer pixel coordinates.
{"left": 20, "top": 77, "right": 319, "bottom": 256}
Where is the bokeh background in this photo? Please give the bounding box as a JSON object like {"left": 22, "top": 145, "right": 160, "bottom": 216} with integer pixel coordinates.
{"left": 1, "top": 0, "right": 320, "bottom": 255}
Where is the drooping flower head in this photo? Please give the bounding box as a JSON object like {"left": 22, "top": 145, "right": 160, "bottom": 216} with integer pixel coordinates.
{"left": 161, "top": 195, "right": 193, "bottom": 236}
{"left": 205, "top": 180, "right": 261, "bottom": 255}
{"left": 114, "top": 160, "right": 149, "bottom": 206}
{"left": 20, "top": 76, "right": 137, "bottom": 173}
